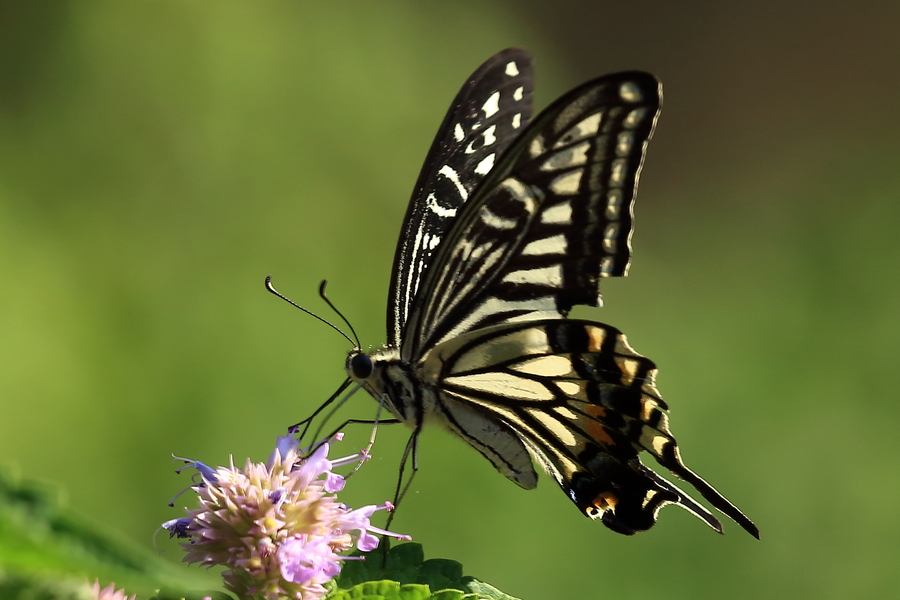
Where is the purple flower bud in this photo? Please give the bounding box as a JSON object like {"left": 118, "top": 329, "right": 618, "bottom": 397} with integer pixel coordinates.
{"left": 161, "top": 517, "right": 193, "bottom": 539}
{"left": 268, "top": 434, "right": 300, "bottom": 468}
{"left": 324, "top": 472, "right": 345, "bottom": 493}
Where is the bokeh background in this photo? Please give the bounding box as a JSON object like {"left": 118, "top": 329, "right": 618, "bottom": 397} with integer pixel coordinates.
{"left": 2, "top": 1, "right": 899, "bottom": 598}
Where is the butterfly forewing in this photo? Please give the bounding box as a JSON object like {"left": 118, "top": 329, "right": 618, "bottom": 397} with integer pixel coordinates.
{"left": 387, "top": 48, "right": 534, "bottom": 347}
{"left": 403, "top": 72, "right": 661, "bottom": 357}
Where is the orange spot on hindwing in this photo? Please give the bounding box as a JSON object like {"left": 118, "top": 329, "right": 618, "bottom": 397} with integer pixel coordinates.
{"left": 586, "top": 325, "right": 606, "bottom": 352}
{"left": 585, "top": 491, "right": 619, "bottom": 517}
{"left": 584, "top": 404, "right": 615, "bottom": 447}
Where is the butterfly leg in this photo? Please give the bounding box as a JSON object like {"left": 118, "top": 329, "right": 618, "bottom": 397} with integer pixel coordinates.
{"left": 290, "top": 377, "right": 353, "bottom": 443}
{"left": 385, "top": 427, "right": 420, "bottom": 532}
{"left": 319, "top": 417, "right": 404, "bottom": 479}
{"left": 311, "top": 418, "right": 403, "bottom": 446}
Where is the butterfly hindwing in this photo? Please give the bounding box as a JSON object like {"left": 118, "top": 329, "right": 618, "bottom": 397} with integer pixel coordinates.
{"left": 387, "top": 48, "right": 534, "bottom": 347}
{"left": 421, "top": 319, "right": 755, "bottom": 535}
{"left": 403, "top": 72, "right": 661, "bottom": 357}
{"left": 434, "top": 392, "right": 538, "bottom": 490}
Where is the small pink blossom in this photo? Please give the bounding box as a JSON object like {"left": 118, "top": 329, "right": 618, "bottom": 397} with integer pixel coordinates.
{"left": 87, "top": 580, "right": 135, "bottom": 600}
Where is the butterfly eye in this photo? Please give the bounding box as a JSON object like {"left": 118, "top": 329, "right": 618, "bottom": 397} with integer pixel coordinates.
{"left": 349, "top": 353, "right": 374, "bottom": 380}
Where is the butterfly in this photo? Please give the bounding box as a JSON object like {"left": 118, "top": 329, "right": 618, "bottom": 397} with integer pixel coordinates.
{"left": 344, "top": 48, "right": 758, "bottom": 538}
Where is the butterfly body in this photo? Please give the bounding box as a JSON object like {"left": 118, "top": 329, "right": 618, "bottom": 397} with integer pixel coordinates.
{"left": 344, "top": 48, "right": 758, "bottom": 538}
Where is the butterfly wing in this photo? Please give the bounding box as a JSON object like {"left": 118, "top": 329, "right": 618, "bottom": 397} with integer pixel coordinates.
{"left": 421, "top": 319, "right": 759, "bottom": 537}
{"left": 369, "top": 53, "right": 756, "bottom": 537}
{"left": 387, "top": 48, "right": 534, "bottom": 347}
{"left": 402, "top": 71, "right": 661, "bottom": 360}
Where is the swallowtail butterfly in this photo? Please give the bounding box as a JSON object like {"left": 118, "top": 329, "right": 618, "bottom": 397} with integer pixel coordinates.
{"left": 345, "top": 48, "right": 758, "bottom": 537}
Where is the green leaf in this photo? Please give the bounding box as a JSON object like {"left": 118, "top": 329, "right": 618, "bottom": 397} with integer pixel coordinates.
{"left": 0, "top": 570, "right": 94, "bottom": 600}
{"left": 0, "top": 466, "right": 221, "bottom": 599}
{"left": 416, "top": 559, "right": 463, "bottom": 592}
{"left": 333, "top": 544, "right": 519, "bottom": 600}
{"left": 384, "top": 543, "right": 424, "bottom": 572}
{"left": 328, "top": 580, "right": 432, "bottom": 600}
{"left": 427, "top": 590, "right": 465, "bottom": 600}
{"left": 457, "top": 579, "right": 520, "bottom": 600}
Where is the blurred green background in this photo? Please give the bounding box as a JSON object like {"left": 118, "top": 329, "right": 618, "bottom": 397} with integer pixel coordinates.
{"left": 2, "top": 1, "right": 899, "bottom": 598}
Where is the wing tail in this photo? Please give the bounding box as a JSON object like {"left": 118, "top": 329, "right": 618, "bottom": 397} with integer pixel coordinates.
{"left": 654, "top": 447, "right": 760, "bottom": 539}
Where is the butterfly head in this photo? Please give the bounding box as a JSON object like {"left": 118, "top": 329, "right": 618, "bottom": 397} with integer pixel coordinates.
{"left": 347, "top": 350, "right": 374, "bottom": 381}
{"left": 346, "top": 346, "right": 401, "bottom": 385}
{"left": 346, "top": 346, "right": 420, "bottom": 425}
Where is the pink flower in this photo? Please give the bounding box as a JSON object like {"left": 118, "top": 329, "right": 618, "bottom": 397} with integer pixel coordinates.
{"left": 278, "top": 535, "right": 341, "bottom": 583}
{"left": 87, "top": 580, "right": 135, "bottom": 600}
{"left": 164, "top": 433, "right": 410, "bottom": 600}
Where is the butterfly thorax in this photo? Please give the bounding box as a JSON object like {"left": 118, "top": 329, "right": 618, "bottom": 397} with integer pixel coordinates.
{"left": 347, "top": 347, "right": 437, "bottom": 428}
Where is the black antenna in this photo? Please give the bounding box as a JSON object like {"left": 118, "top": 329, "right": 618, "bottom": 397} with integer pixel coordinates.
{"left": 265, "top": 276, "right": 354, "bottom": 346}
{"left": 318, "top": 280, "right": 361, "bottom": 349}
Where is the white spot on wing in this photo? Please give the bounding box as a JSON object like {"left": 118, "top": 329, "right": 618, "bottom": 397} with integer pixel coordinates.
{"left": 502, "top": 264, "right": 563, "bottom": 287}
{"left": 482, "top": 91, "right": 501, "bottom": 118}
{"left": 511, "top": 355, "right": 572, "bottom": 377}
{"left": 619, "top": 82, "right": 642, "bottom": 102}
{"left": 405, "top": 223, "right": 426, "bottom": 311}
{"left": 505, "top": 61, "right": 519, "bottom": 77}
{"left": 426, "top": 193, "right": 457, "bottom": 218}
{"left": 446, "top": 372, "right": 554, "bottom": 401}
{"left": 556, "top": 381, "right": 582, "bottom": 396}
{"left": 605, "top": 189, "right": 623, "bottom": 219}
{"left": 549, "top": 170, "right": 583, "bottom": 195}
{"left": 541, "top": 141, "right": 590, "bottom": 171}
{"left": 514, "top": 86, "right": 524, "bottom": 101}
{"left": 482, "top": 124, "right": 497, "bottom": 146}
{"left": 649, "top": 433, "right": 668, "bottom": 455}
{"left": 609, "top": 159, "right": 626, "bottom": 187}
{"left": 453, "top": 123, "right": 465, "bottom": 142}
{"left": 624, "top": 108, "right": 647, "bottom": 128}
{"left": 600, "top": 256, "right": 614, "bottom": 275}
{"left": 512, "top": 113, "right": 522, "bottom": 128}
{"left": 541, "top": 202, "right": 572, "bottom": 225}
{"left": 554, "top": 113, "right": 602, "bottom": 148}
{"left": 555, "top": 406, "right": 579, "bottom": 420}
{"left": 522, "top": 234, "right": 567, "bottom": 256}
{"left": 603, "top": 223, "right": 620, "bottom": 252}
{"left": 616, "top": 132, "right": 634, "bottom": 157}
{"left": 438, "top": 164, "right": 469, "bottom": 200}
{"left": 474, "top": 153, "right": 495, "bottom": 175}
